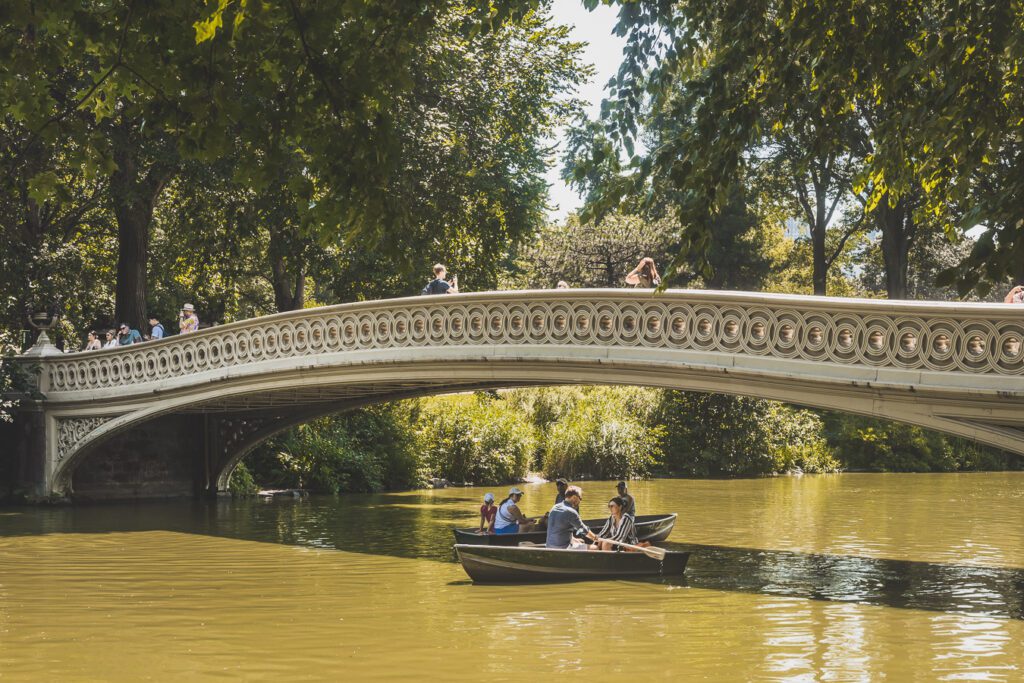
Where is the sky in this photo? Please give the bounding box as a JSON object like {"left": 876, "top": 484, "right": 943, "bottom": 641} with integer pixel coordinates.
{"left": 545, "top": 0, "right": 625, "bottom": 222}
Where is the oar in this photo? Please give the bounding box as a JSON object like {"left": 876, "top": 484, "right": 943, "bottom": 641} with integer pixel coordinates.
{"left": 594, "top": 536, "right": 667, "bottom": 561}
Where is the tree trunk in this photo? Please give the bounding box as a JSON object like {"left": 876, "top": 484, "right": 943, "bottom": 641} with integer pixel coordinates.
{"left": 112, "top": 202, "right": 151, "bottom": 329}
{"left": 109, "top": 124, "right": 173, "bottom": 329}
{"left": 810, "top": 222, "right": 827, "bottom": 296}
{"left": 877, "top": 193, "right": 914, "bottom": 300}
{"left": 268, "top": 227, "right": 305, "bottom": 312}
{"left": 270, "top": 254, "right": 305, "bottom": 312}
{"left": 802, "top": 166, "right": 831, "bottom": 297}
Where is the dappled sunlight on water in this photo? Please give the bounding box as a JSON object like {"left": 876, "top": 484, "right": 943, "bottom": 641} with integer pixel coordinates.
{"left": 1, "top": 473, "right": 1023, "bottom": 680}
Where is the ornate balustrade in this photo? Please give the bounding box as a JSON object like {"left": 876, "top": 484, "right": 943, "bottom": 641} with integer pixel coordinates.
{"left": 37, "top": 290, "right": 1024, "bottom": 398}
{"left": 13, "top": 289, "right": 1024, "bottom": 498}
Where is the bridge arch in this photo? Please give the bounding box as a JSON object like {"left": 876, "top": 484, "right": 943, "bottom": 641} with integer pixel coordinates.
{"left": 16, "top": 289, "right": 1024, "bottom": 499}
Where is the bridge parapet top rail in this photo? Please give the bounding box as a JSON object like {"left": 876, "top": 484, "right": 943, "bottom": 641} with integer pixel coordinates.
{"left": 34, "top": 289, "right": 1024, "bottom": 393}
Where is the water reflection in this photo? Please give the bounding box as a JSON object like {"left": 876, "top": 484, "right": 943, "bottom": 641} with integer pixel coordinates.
{"left": 677, "top": 542, "right": 1024, "bottom": 620}
{"left": 3, "top": 475, "right": 1024, "bottom": 680}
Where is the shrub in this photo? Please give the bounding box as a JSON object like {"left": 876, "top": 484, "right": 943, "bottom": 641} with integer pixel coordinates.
{"left": 227, "top": 461, "right": 259, "bottom": 495}
{"left": 821, "top": 412, "right": 1021, "bottom": 472}
{"left": 658, "top": 392, "right": 839, "bottom": 476}
{"left": 244, "top": 403, "right": 423, "bottom": 494}
{"left": 418, "top": 393, "right": 536, "bottom": 484}
{"left": 540, "top": 386, "right": 663, "bottom": 479}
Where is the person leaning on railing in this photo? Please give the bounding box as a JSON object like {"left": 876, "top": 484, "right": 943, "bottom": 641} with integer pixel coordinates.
{"left": 116, "top": 323, "right": 143, "bottom": 345}
{"left": 1005, "top": 285, "right": 1024, "bottom": 304}
{"left": 83, "top": 331, "right": 102, "bottom": 351}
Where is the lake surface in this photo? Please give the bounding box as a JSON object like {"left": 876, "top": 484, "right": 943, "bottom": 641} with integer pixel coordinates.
{"left": 1, "top": 473, "right": 1023, "bottom": 680}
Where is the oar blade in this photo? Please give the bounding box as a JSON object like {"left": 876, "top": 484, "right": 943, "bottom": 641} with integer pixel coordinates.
{"left": 644, "top": 546, "right": 667, "bottom": 561}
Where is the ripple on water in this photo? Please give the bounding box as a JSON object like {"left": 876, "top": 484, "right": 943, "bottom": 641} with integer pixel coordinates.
{"left": 1, "top": 473, "right": 1023, "bottom": 681}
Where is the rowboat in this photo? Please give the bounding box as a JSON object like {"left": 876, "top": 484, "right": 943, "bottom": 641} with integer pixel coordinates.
{"left": 454, "top": 543, "right": 690, "bottom": 583}
{"left": 452, "top": 513, "right": 677, "bottom": 546}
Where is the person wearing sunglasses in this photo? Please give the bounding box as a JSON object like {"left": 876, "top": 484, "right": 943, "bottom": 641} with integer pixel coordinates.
{"left": 591, "top": 496, "right": 638, "bottom": 551}
{"left": 117, "top": 323, "right": 143, "bottom": 345}
{"left": 545, "top": 485, "right": 597, "bottom": 549}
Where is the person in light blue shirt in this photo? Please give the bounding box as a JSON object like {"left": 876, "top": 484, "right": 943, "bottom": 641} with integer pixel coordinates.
{"left": 545, "top": 485, "right": 597, "bottom": 549}
{"left": 148, "top": 317, "right": 165, "bottom": 340}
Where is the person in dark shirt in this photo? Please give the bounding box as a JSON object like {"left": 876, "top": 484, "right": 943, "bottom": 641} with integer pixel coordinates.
{"left": 421, "top": 263, "right": 459, "bottom": 295}
{"left": 554, "top": 478, "right": 568, "bottom": 505}
{"left": 616, "top": 481, "right": 636, "bottom": 517}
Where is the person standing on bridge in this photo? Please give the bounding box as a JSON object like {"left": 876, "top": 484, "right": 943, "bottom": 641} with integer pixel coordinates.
{"left": 147, "top": 316, "right": 165, "bottom": 341}
{"left": 421, "top": 264, "right": 458, "bottom": 295}
{"left": 1005, "top": 285, "right": 1024, "bottom": 304}
{"left": 625, "top": 257, "right": 661, "bottom": 288}
{"left": 179, "top": 304, "right": 199, "bottom": 334}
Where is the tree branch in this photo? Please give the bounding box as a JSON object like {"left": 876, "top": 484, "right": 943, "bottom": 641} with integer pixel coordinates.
{"left": 792, "top": 172, "right": 816, "bottom": 228}
{"left": 825, "top": 213, "right": 868, "bottom": 268}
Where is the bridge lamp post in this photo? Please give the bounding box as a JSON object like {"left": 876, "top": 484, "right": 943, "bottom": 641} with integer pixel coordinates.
{"left": 23, "top": 310, "right": 63, "bottom": 358}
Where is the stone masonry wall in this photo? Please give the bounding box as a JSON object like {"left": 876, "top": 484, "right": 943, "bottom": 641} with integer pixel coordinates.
{"left": 71, "top": 414, "right": 206, "bottom": 500}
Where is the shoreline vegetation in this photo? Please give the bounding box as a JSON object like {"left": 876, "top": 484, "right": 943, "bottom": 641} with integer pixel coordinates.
{"left": 233, "top": 386, "right": 1021, "bottom": 495}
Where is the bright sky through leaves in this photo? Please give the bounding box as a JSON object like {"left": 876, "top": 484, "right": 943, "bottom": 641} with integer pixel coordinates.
{"left": 546, "top": 0, "right": 623, "bottom": 221}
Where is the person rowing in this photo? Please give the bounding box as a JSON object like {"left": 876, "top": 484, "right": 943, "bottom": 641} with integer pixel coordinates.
{"left": 494, "top": 487, "right": 539, "bottom": 535}
{"left": 545, "top": 485, "right": 598, "bottom": 549}
{"left": 590, "top": 496, "right": 638, "bottom": 551}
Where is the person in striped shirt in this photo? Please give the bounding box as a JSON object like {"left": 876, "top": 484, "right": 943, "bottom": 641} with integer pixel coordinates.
{"left": 591, "top": 496, "right": 638, "bottom": 551}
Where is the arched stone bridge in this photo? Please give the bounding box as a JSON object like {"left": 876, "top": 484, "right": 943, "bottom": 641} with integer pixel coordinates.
{"left": 10, "top": 289, "right": 1024, "bottom": 499}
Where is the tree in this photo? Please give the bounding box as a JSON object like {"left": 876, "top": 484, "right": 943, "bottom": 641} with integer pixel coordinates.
{"left": 1, "top": 0, "right": 554, "bottom": 330}
{"left": 581, "top": 0, "right": 1024, "bottom": 297}
{"left": 525, "top": 212, "right": 676, "bottom": 288}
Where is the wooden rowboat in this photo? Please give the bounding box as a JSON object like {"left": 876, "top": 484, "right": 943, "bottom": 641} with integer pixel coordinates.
{"left": 452, "top": 513, "right": 677, "bottom": 546}
{"left": 454, "top": 543, "right": 690, "bottom": 583}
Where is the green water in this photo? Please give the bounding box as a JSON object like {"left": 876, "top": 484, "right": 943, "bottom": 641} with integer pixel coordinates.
{"left": 1, "top": 473, "right": 1023, "bottom": 680}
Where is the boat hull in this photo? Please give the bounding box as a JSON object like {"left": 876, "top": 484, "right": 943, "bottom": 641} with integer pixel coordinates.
{"left": 453, "top": 513, "right": 677, "bottom": 546}
{"left": 454, "top": 544, "right": 690, "bottom": 583}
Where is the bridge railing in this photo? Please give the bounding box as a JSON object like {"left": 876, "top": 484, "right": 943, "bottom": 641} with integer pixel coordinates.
{"left": 34, "top": 289, "right": 1024, "bottom": 395}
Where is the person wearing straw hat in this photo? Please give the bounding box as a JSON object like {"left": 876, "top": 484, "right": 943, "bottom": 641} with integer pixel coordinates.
{"left": 179, "top": 304, "right": 199, "bottom": 334}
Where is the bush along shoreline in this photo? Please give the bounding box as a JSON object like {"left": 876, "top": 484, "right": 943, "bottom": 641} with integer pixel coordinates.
{"left": 233, "top": 387, "right": 1021, "bottom": 495}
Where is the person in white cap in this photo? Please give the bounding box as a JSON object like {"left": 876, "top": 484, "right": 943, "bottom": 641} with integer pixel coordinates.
{"left": 179, "top": 303, "right": 199, "bottom": 334}
{"left": 493, "top": 487, "right": 539, "bottom": 535}
{"left": 479, "top": 493, "right": 497, "bottom": 534}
